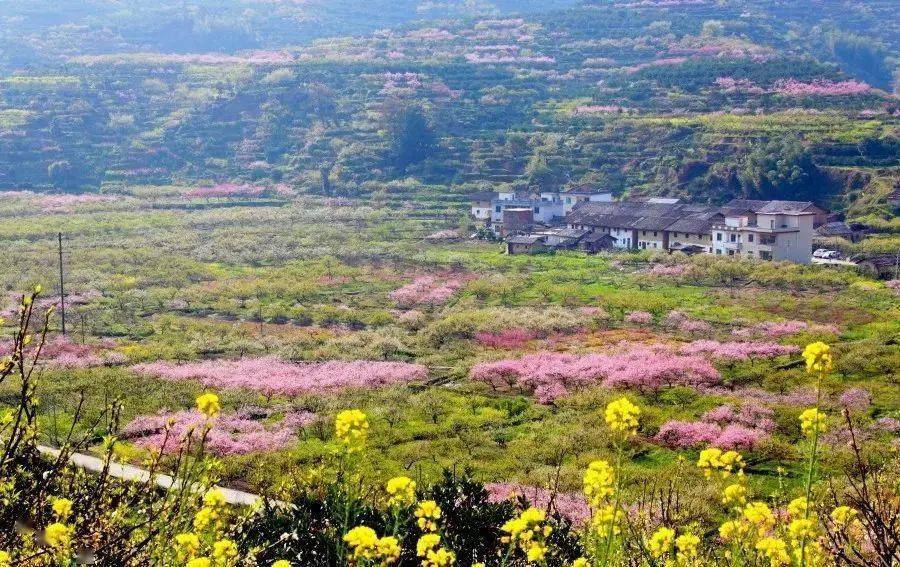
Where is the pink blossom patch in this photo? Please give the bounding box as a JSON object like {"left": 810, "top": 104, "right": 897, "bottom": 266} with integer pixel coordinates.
{"left": 131, "top": 357, "right": 427, "bottom": 397}
{"left": 122, "top": 408, "right": 317, "bottom": 456}
{"left": 486, "top": 483, "right": 590, "bottom": 526}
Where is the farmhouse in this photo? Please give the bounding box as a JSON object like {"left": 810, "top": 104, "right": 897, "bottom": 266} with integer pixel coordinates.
{"left": 712, "top": 200, "right": 818, "bottom": 264}
{"left": 566, "top": 201, "right": 721, "bottom": 253}
{"left": 472, "top": 190, "right": 566, "bottom": 235}
{"left": 560, "top": 187, "right": 614, "bottom": 214}
{"left": 564, "top": 198, "right": 822, "bottom": 263}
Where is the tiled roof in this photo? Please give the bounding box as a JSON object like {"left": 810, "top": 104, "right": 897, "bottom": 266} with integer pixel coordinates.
{"left": 567, "top": 202, "right": 721, "bottom": 233}
{"left": 506, "top": 235, "right": 545, "bottom": 245}
{"left": 816, "top": 222, "right": 854, "bottom": 236}
{"left": 725, "top": 199, "right": 821, "bottom": 214}
{"left": 469, "top": 191, "right": 496, "bottom": 201}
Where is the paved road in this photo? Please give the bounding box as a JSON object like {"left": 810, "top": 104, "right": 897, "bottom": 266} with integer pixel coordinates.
{"left": 37, "top": 445, "right": 263, "bottom": 507}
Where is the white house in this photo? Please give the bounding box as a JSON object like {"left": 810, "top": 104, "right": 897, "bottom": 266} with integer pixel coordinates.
{"left": 566, "top": 199, "right": 818, "bottom": 263}
{"left": 712, "top": 201, "right": 817, "bottom": 264}
{"left": 469, "top": 191, "right": 496, "bottom": 220}
{"left": 562, "top": 189, "right": 614, "bottom": 214}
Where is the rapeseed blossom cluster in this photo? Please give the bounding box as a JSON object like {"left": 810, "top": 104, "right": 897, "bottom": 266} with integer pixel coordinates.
{"left": 194, "top": 488, "right": 228, "bottom": 531}
{"left": 799, "top": 408, "right": 827, "bottom": 437}
{"left": 196, "top": 392, "right": 221, "bottom": 418}
{"left": 343, "top": 526, "right": 400, "bottom": 565}
{"left": 830, "top": 505, "right": 858, "bottom": 527}
{"left": 51, "top": 497, "right": 73, "bottom": 520}
{"left": 582, "top": 460, "right": 615, "bottom": 507}
{"left": 417, "top": 533, "right": 456, "bottom": 567}
{"left": 647, "top": 526, "right": 674, "bottom": 558}
{"left": 802, "top": 342, "right": 833, "bottom": 374}
{"left": 675, "top": 532, "right": 701, "bottom": 565}
{"left": 721, "top": 483, "right": 747, "bottom": 507}
{"left": 44, "top": 522, "right": 72, "bottom": 550}
{"left": 386, "top": 475, "right": 416, "bottom": 508}
{"left": 696, "top": 448, "right": 744, "bottom": 478}
{"left": 604, "top": 397, "right": 641, "bottom": 434}
{"left": 415, "top": 500, "right": 442, "bottom": 532}
{"left": 500, "top": 507, "right": 552, "bottom": 562}
{"left": 335, "top": 409, "right": 369, "bottom": 451}
{"left": 755, "top": 537, "right": 790, "bottom": 566}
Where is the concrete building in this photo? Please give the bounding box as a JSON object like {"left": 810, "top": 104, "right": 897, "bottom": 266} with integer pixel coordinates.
{"left": 566, "top": 199, "right": 820, "bottom": 264}
{"left": 566, "top": 202, "right": 722, "bottom": 253}
{"left": 487, "top": 191, "right": 565, "bottom": 235}
{"left": 561, "top": 188, "right": 614, "bottom": 214}
{"left": 711, "top": 201, "right": 818, "bottom": 264}
{"left": 469, "top": 191, "right": 496, "bottom": 220}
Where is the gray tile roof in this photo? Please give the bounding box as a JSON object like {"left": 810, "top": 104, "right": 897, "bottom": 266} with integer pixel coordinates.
{"left": 506, "top": 235, "right": 545, "bottom": 245}
{"left": 725, "top": 199, "right": 821, "bottom": 215}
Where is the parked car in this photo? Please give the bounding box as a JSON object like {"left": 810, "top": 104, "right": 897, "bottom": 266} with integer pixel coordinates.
{"left": 813, "top": 249, "right": 829, "bottom": 258}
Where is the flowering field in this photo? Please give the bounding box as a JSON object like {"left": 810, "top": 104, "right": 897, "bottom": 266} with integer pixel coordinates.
{"left": 0, "top": 188, "right": 896, "bottom": 506}
{"left": 0, "top": 0, "right": 897, "bottom": 563}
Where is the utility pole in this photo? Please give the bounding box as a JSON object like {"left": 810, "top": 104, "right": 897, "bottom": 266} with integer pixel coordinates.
{"left": 58, "top": 232, "right": 66, "bottom": 335}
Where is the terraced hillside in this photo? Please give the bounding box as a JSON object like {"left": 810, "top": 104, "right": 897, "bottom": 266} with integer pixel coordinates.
{"left": 1, "top": 0, "right": 897, "bottom": 216}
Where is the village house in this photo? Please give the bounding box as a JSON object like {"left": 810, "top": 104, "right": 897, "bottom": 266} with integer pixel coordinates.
{"left": 469, "top": 190, "right": 566, "bottom": 235}
{"left": 469, "top": 191, "right": 495, "bottom": 220}
{"left": 562, "top": 198, "right": 822, "bottom": 263}
{"left": 560, "top": 188, "right": 614, "bottom": 214}
{"left": 712, "top": 200, "right": 818, "bottom": 264}
{"left": 565, "top": 201, "right": 721, "bottom": 253}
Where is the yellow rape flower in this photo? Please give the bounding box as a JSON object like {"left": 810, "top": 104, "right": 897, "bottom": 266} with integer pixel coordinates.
{"left": 605, "top": 397, "right": 641, "bottom": 434}
{"left": 0, "top": 550, "right": 9, "bottom": 567}
{"left": 755, "top": 537, "right": 790, "bottom": 567}
{"left": 271, "top": 561, "right": 291, "bottom": 567}
{"left": 743, "top": 502, "right": 776, "bottom": 535}
{"left": 799, "top": 408, "right": 827, "bottom": 437}
{"left": 591, "top": 504, "right": 623, "bottom": 537}
{"left": 698, "top": 448, "right": 744, "bottom": 478}
{"left": 386, "top": 476, "right": 416, "bottom": 508}
{"left": 415, "top": 500, "right": 442, "bottom": 532}
{"left": 335, "top": 409, "right": 369, "bottom": 451}
{"left": 583, "top": 460, "right": 615, "bottom": 506}
{"left": 788, "top": 518, "right": 817, "bottom": 542}
{"left": 787, "top": 497, "right": 809, "bottom": 518}
{"left": 424, "top": 547, "right": 456, "bottom": 567}
{"left": 648, "top": 526, "right": 675, "bottom": 558}
{"left": 802, "top": 342, "right": 833, "bottom": 374}
{"left": 722, "top": 484, "right": 747, "bottom": 507}
{"left": 417, "top": 533, "right": 441, "bottom": 556}
{"left": 193, "top": 507, "right": 216, "bottom": 531}
{"left": 526, "top": 541, "right": 547, "bottom": 562}
{"left": 196, "top": 392, "right": 221, "bottom": 418}
{"left": 212, "top": 539, "right": 239, "bottom": 566}
{"left": 187, "top": 558, "right": 212, "bottom": 567}
{"left": 344, "top": 526, "right": 379, "bottom": 561}
{"left": 830, "top": 506, "right": 857, "bottom": 526}
{"left": 175, "top": 533, "right": 201, "bottom": 558}
{"left": 572, "top": 559, "right": 590, "bottom": 567}
{"left": 44, "top": 522, "right": 72, "bottom": 549}
{"left": 51, "top": 498, "right": 73, "bottom": 520}
{"left": 375, "top": 536, "right": 401, "bottom": 564}
{"left": 204, "top": 488, "right": 227, "bottom": 508}
{"left": 718, "top": 519, "right": 750, "bottom": 542}
{"left": 675, "top": 533, "right": 700, "bottom": 564}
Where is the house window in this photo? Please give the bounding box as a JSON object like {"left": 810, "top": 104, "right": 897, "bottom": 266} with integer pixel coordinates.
{"left": 730, "top": 234, "right": 737, "bottom": 243}
{"left": 653, "top": 231, "right": 657, "bottom": 237}
{"left": 716, "top": 233, "right": 722, "bottom": 241}
{"left": 534, "top": 207, "right": 540, "bottom": 214}
{"left": 716, "top": 249, "right": 722, "bottom": 255}
{"left": 748, "top": 234, "right": 754, "bottom": 243}
{"left": 495, "top": 206, "right": 501, "bottom": 213}
{"left": 566, "top": 197, "right": 571, "bottom": 204}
